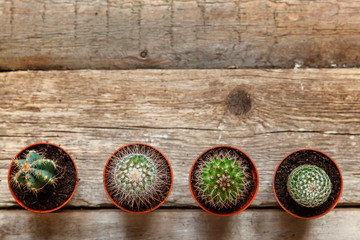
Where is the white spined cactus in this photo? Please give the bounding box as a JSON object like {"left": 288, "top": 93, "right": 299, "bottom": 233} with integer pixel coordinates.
{"left": 287, "top": 165, "right": 332, "bottom": 208}
{"left": 105, "top": 144, "right": 172, "bottom": 211}
{"left": 114, "top": 154, "right": 156, "bottom": 194}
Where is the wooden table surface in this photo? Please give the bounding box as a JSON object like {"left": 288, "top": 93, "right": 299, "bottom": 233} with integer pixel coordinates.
{"left": 1, "top": 69, "right": 360, "bottom": 239}
{"left": 1, "top": 0, "right": 360, "bottom": 239}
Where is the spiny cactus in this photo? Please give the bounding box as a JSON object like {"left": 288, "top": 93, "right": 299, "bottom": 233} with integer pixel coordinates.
{"left": 193, "top": 150, "right": 252, "bottom": 209}
{"left": 114, "top": 154, "right": 156, "bottom": 194}
{"left": 105, "top": 144, "right": 172, "bottom": 211}
{"left": 200, "top": 157, "right": 245, "bottom": 203}
{"left": 12, "top": 150, "right": 57, "bottom": 193}
{"left": 287, "top": 165, "right": 332, "bottom": 208}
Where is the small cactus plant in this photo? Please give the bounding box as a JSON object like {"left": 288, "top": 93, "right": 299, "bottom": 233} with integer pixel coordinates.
{"left": 199, "top": 157, "right": 245, "bottom": 205}
{"left": 114, "top": 154, "right": 156, "bottom": 194}
{"left": 287, "top": 164, "right": 332, "bottom": 208}
{"left": 192, "top": 149, "right": 253, "bottom": 210}
{"left": 11, "top": 150, "right": 57, "bottom": 193}
{"left": 105, "top": 144, "right": 172, "bottom": 212}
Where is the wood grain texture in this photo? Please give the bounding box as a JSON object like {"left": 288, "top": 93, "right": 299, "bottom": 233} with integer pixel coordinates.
{"left": 0, "top": 0, "right": 360, "bottom": 70}
{"left": 1, "top": 69, "right": 360, "bottom": 208}
{"left": 0, "top": 209, "right": 359, "bottom": 239}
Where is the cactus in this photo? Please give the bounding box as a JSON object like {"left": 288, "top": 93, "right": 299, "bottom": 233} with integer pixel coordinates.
{"left": 114, "top": 154, "right": 156, "bottom": 194}
{"left": 287, "top": 165, "right": 332, "bottom": 208}
{"left": 193, "top": 150, "right": 252, "bottom": 209}
{"left": 105, "top": 144, "right": 172, "bottom": 211}
{"left": 12, "top": 150, "right": 57, "bottom": 193}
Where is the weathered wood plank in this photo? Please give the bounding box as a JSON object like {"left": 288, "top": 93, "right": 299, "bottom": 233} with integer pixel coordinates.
{"left": 1, "top": 69, "right": 360, "bottom": 208}
{"left": 0, "top": 0, "right": 360, "bottom": 70}
{"left": 0, "top": 208, "right": 359, "bottom": 239}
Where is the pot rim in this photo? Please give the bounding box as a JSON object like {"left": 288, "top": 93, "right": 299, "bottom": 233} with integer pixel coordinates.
{"left": 273, "top": 148, "right": 343, "bottom": 219}
{"left": 8, "top": 142, "right": 79, "bottom": 213}
{"left": 103, "top": 143, "right": 174, "bottom": 214}
{"left": 188, "top": 145, "right": 259, "bottom": 216}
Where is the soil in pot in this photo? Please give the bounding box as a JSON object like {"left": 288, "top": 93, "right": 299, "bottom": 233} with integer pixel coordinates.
{"left": 190, "top": 146, "right": 258, "bottom": 215}
{"left": 9, "top": 143, "right": 78, "bottom": 212}
{"left": 274, "top": 149, "right": 342, "bottom": 218}
{"left": 104, "top": 143, "right": 173, "bottom": 213}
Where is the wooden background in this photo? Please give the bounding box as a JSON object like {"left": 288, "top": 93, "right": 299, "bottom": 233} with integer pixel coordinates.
{"left": 1, "top": 0, "right": 360, "bottom": 239}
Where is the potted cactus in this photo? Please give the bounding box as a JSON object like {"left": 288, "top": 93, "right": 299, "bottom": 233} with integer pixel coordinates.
{"left": 189, "top": 145, "right": 259, "bottom": 216}
{"left": 273, "top": 149, "right": 343, "bottom": 219}
{"left": 8, "top": 143, "right": 78, "bottom": 213}
{"left": 103, "top": 143, "right": 173, "bottom": 213}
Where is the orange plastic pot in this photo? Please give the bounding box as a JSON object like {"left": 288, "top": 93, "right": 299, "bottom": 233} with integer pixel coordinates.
{"left": 189, "top": 145, "right": 259, "bottom": 216}
{"left": 273, "top": 149, "right": 343, "bottom": 219}
{"left": 8, "top": 142, "right": 79, "bottom": 213}
{"left": 103, "top": 143, "right": 173, "bottom": 214}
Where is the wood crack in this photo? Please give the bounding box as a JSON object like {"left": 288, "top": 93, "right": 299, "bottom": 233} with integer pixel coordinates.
{"left": 74, "top": 0, "right": 78, "bottom": 41}
{"left": 169, "top": 0, "right": 174, "bottom": 49}
{"left": 106, "top": 0, "right": 109, "bottom": 43}
{"left": 10, "top": 0, "right": 14, "bottom": 37}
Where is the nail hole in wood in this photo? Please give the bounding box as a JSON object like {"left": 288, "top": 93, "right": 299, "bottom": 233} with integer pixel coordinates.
{"left": 226, "top": 88, "right": 252, "bottom": 115}
{"left": 140, "top": 50, "right": 148, "bottom": 58}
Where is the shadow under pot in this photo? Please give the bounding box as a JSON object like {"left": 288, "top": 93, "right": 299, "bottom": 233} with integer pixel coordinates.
{"left": 103, "top": 143, "right": 173, "bottom": 213}
{"left": 273, "top": 149, "right": 343, "bottom": 219}
{"left": 189, "top": 145, "right": 259, "bottom": 216}
{"left": 8, "top": 143, "right": 79, "bottom": 213}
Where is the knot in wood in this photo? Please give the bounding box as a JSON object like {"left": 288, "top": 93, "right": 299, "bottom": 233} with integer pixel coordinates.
{"left": 140, "top": 50, "right": 148, "bottom": 58}
{"left": 226, "top": 88, "right": 252, "bottom": 115}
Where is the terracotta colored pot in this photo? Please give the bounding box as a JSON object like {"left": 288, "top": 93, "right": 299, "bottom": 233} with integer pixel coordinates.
{"left": 8, "top": 142, "right": 79, "bottom": 213}
{"left": 103, "top": 143, "right": 173, "bottom": 213}
{"left": 273, "top": 149, "right": 343, "bottom": 219}
{"left": 189, "top": 145, "right": 259, "bottom": 216}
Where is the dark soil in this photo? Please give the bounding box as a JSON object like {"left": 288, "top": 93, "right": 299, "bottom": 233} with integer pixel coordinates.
{"left": 190, "top": 146, "right": 258, "bottom": 215}
{"left": 274, "top": 149, "right": 342, "bottom": 218}
{"left": 104, "top": 144, "right": 172, "bottom": 212}
{"left": 9, "top": 144, "right": 78, "bottom": 211}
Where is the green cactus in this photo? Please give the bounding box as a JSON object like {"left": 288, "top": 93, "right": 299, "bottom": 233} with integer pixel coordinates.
{"left": 192, "top": 151, "right": 251, "bottom": 209}
{"left": 114, "top": 154, "right": 156, "bottom": 194}
{"left": 287, "top": 165, "right": 332, "bottom": 208}
{"left": 12, "top": 150, "right": 56, "bottom": 192}
{"left": 199, "top": 157, "right": 245, "bottom": 203}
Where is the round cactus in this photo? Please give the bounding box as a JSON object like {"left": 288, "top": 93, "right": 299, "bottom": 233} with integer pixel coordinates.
{"left": 12, "top": 150, "right": 57, "bottom": 193}
{"left": 287, "top": 165, "right": 332, "bottom": 208}
{"left": 114, "top": 154, "right": 156, "bottom": 194}
{"left": 105, "top": 144, "right": 172, "bottom": 211}
{"left": 192, "top": 149, "right": 252, "bottom": 210}
{"left": 199, "top": 157, "right": 245, "bottom": 203}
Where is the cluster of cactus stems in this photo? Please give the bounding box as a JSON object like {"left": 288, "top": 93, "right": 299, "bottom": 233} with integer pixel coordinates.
{"left": 193, "top": 150, "right": 251, "bottom": 209}
{"left": 105, "top": 145, "right": 171, "bottom": 210}
{"left": 11, "top": 151, "right": 57, "bottom": 193}
{"left": 287, "top": 164, "right": 332, "bottom": 208}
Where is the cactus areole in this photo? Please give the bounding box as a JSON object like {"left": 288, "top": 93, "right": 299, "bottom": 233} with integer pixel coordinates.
{"left": 190, "top": 146, "right": 259, "bottom": 216}
{"left": 273, "top": 149, "right": 342, "bottom": 219}
{"left": 8, "top": 143, "right": 78, "bottom": 213}
{"left": 104, "top": 143, "right": 173, "bottom": 213}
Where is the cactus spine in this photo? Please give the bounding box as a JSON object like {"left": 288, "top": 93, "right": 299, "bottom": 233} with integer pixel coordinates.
{"left": 193, "top": 150, "right": 251, "bottom": 209}
{"left": 12, "top": 150, "right": 57, "bottom": 193}
{"left": 287, "top": 165, "right": 332, "bottom": 208}
{"left": 105, "top": 144, "right": 172, "bottom": 211}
